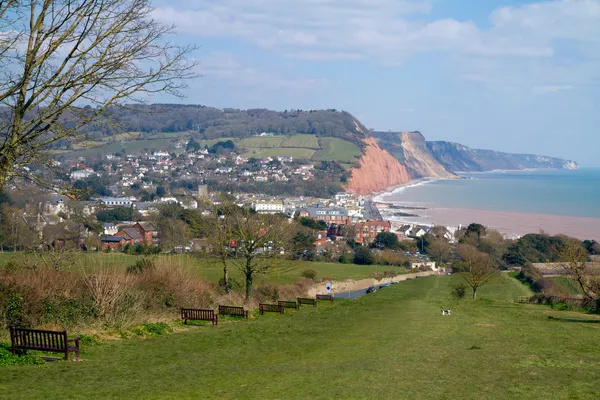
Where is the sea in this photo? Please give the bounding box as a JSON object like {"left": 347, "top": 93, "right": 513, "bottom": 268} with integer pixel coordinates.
{"left": 376, "top": 167, "right": 600, "bottom": 219}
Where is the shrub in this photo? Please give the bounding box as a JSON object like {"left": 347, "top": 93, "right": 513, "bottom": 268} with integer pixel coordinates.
{"left": 301, "top": 269, "right": 318, "bottom": 280}
{"left": 354, "top": 247, "right": 374, "bottom": 265}
{"left": 219, "top": 277, "right": 242, "bottom": 293}
{"left": 384, "top": 270, "right": 397, "bottom": 278}
{"left": 339, "top": 253, "right": 353, "bottom": 264}
{"left": 0, "top": 343, "right": 44, "bottom": 366}
{"left": 451, "top": 284, "right": 466, "bottom": 299}
{"left": 126, "top": 258, "right": 156, "bottom": 275}
{"left": 254, "top": 285, "right": 279, "bottom": 302}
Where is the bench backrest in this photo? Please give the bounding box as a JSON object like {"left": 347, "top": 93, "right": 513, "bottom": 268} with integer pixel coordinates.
{"left": 316, "top": 294, "right": 333, "bottom": 301}
{"left": 218, "top": 305, "right": 247, "bottom": 317}
{"left": 10, "top": 327, "right": 67, "bottom": 352}
{"left": 278, "top": 300, "right": 298, "bottom": 309}
{"left": 181, "top": 308, "right": 215, "bottom": 320}
{"left": 260, "top": 303, "right": 283, "bottom": 313}
{"left": 297, "top": 297, "right": 317, "bottom": 306}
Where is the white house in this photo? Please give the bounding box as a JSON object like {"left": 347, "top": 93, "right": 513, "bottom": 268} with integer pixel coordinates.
{"left": 70, "top": 170, "right": 96, "bottom": 181}
{"left": 252, "top": 202, "right": 284, "bottom": 214}
{"left": 98, "top": 197, "right": 133, "bottom": 207}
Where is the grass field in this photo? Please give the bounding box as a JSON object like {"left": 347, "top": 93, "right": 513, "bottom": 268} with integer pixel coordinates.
{"left": 64, "top": 138, "right": 179, "bottom": 158}
{"left": 281, "top": 134, "right": 320, "bottom": 149}
{"left": 0, "top": 252, "right": 403, "bottom": 284}
{"left": 314, "top": 137, "right": 361, "bottom": 162}
{"left": 547, "top": 276, "right": 585, "bottom": 295}
{"left": 3, "top": 273, "right": 600, "bottom": 399}
{"left": 242, "top": 147, "right": 316, "bottom": 159}
{"left": 237, "top": 136, "right": 286, "bottom": 148}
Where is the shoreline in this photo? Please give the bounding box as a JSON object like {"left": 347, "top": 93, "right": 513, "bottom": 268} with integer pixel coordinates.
{"left": 369, "top": 171, "right": 600, "bottom": 241}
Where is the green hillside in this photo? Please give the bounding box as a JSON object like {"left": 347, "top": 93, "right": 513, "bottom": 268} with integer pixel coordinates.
{"left": 314, "top": 137, "right": 361, "bottom": 162}
{"left": 4, "top": 274, "right": 600, "bottom": 399}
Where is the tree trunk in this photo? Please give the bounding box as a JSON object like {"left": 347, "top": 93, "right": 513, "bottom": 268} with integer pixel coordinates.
{"left": 244, "top": 258, "right": 253, "bottom": 301}
{"left": 472, "top": 287, "right": 477, "bottom": 300}
{"left": 223, "top": 265, "right": 229, "bottom": 293}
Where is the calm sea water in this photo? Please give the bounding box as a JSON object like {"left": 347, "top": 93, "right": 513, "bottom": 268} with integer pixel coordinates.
{"left": 380, "top": 168, "right": 600, "bottom": 219}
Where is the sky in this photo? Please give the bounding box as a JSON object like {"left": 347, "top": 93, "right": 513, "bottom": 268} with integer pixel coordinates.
{"left": 152, "top": 0, "right": 600, "bottom": 165}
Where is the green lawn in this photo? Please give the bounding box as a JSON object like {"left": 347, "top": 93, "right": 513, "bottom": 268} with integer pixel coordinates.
{"left": 547, "top": 276, "right": 585, "bottom": 296}
{"left": 0, "top": 252, "right": 402, "bottom": 284}
{"left": 237, "top": 136, "right": 286, "bottom": 148}
{"left": 3, "top": 273, "right": 600, "bottom": 399}
{"left": 242, "top": 147, "right": 316, "bottom": 159}
{"left": 281, "top": 134, "right": 320, "bottom": 149}
{"left": 314, "top": 137, "right": 361, "bottom": 162}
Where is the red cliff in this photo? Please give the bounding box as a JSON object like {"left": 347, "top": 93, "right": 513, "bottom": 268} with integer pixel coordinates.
{"left": 347, "top": 137, "right": 411, "bottom": 195}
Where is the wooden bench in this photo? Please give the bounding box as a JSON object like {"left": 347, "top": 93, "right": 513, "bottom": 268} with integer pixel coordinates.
{"left": 297, "top": 297, "right": 317, "bottom": 307}
{"left": 218, "top": 305, "right": 249, "bottom": 319}
{"left": 181, "top": 308, "right": 218, "bottom": 326}
{"left": 259, "top": 303, "right": 284, "bottom": 315}
{"left": 278, "top": 300, "right": 299, "bottom": 310}
{"left": 10, "top": 326, "right": 81, "bottom": 361}
{"left": 316, "top": 294, "right": 334, "bottom": 303}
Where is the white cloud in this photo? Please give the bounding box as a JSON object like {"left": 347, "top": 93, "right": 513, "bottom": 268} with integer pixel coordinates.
{"left": 155, "top": 0, "right": 600, "bottom": 91}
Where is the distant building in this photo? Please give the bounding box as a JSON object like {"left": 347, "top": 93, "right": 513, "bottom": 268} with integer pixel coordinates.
{"left": 354, "top": 220, "right": 392, "bottom": 244}
{"left": 98, "top": 197, "right": 133, "bottom": 207}
{"left": 70, "top": 170, "right": 97, "bottom": 181}
{"left": 101, "top": 236, "right": 127, "bottom": 251}
{"left": 103, "top": 223, "right": 118, "bottom": 236}
{"left": 298, "top": 207, "right": 350, "bottom": 225}
{"left": 253, "top": 202, "right": 284, "bottom": 214}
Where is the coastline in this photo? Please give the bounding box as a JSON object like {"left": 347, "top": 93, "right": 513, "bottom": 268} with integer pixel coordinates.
{"left": 369, "top": 170, "right": 600, "bottom": 241}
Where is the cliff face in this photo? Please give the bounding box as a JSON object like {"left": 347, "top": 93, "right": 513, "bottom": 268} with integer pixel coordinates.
{"left": 426, "top": 141, "right": 579, "bottom": 172}
{"left": 371, "top": 131, "right": 456, "bottom": 179}
{"left": 347, "top": 137, "right": 411, "bottom": 194}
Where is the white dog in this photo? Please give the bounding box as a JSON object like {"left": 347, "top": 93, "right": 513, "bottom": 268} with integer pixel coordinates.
{"left": 441, "top": 309, "right": 451, "bottom": 316}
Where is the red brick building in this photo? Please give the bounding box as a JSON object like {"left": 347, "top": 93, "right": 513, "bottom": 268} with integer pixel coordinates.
{"left": 354, "top": 221, "right": 392, "bottom": 245}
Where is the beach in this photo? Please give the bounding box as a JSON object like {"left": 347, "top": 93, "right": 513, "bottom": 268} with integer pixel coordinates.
{"left": 374, "top": 169, "right": 600, "bottom": 241}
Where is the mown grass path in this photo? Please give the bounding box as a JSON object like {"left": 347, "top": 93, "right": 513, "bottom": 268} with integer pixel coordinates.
{"left": 2, "top": 274, "right": 600, "bottom": 399}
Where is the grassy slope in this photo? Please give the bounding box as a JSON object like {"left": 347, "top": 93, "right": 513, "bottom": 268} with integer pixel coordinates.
{"left": 281, "top": 134, "right": 320, "bottom": 149}
{"left": 314, "top": 137, "right": 361, "bottom": 162}
{"left": 547, "top": 276, "right": 585, "bottom": 295}
{"left": 0, "top": 253, "right": 401, "bottom": 284}
{"left": 3, "top": 273, "right": 600, "bottom": 399}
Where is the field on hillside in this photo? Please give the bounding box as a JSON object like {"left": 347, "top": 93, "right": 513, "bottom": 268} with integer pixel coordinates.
{"left": 547, "top": 276, "right": 585, "bottom": 295}
{"left": 242, "top": 147, "right": 316, "bottom": 159}
{"left": 64, "top": 138, "right": 180, "bottom": 158}
{"left": 281, "top": 134, "right": 320, "bottom": 149}
{"left": 0, "top": 252, "right": 403, "bottom": 284}
{"left": 314, "top": 137, "right": 361, "bottom": 162}
{"left": 237, "top": 136, "right": 285, "bottom": 148}
{"left": 3, "top": 273, "right": 600, "bottom": 399}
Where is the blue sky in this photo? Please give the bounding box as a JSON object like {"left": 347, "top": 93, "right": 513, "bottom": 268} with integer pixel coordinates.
{"left": 152, "top": 0, "right": 600, "bottom": 165}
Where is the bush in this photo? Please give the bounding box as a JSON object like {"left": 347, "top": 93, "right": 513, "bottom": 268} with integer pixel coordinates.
{"left": 301, "top": 269, "right": 318, "bottom": 280}
{"left": 218, "top": 277, "right": 242, "bottom": 293}
{"left": 0, "top": 343, "right": 44, "bottom": 366}
{"left": 254, "top": 285, "right": 279, "bottom": 302}
{"left": 451, "top": 284, "right": 466, "bottom": 299}
{"left": 339, "top": 253, "right": 353, "bottom": 264}
{"left": 384, "top": 270, "right": 397, "bottom": 278}
{"left": 354, "top": 247, "right": 374, "bottom": 265}
{"left": 126, "top": 258, "right": 156, "bottom": 275}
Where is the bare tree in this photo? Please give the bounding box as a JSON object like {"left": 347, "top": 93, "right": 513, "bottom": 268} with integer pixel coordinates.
{"left": 208, "top": 201, "right": 293, "bottom": 300}
{"left": 559, "top": 239, "right": 599, "bottom": 300}
{"left": 0, "top": 0, "right": 198, "bottom": 189}
{"left": 427, "top": 238, "right": 451, "bottom": 265}
{"left": 455, "top": 244, "right": 499, "bottom": 300}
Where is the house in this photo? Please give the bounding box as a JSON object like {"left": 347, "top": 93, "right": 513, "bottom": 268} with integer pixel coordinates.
{"left": 411, "top": 261, "right": 439, "bottom": 271}
{"left": 253, "top": 202, "right": 284, "bottom": 214}
{"left": 103, "top": 223, "right": 118, "bottom": 236}
{"left": 354, "top": 220, "right": 392, "bottom": 245}
{"left": 101, "top": 235, "right": 127, "bottom": 251}
{"left": 70, "top": 169, "right": 97, "bottom": 181}
{"left": 314, "top": 231, "right": 328, "bottom": 246}
{"left": 43, "top": 195, "right": 69, "bottom": 216}
{"left": 98, "top": 197, "right": 133, "bottom": 207}
{"left": 298, "top": 207, "right": 351, "bottom": 225}
{"left": 115, "top": 227, "right": 143, "bottom": 244}
{"left": 132, "top": 222, "right": 158, "bottom": 246}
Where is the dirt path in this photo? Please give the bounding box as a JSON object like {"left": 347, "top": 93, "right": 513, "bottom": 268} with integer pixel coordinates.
{"left": 307, "top": 270, "right": 438, "bottom": 296}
